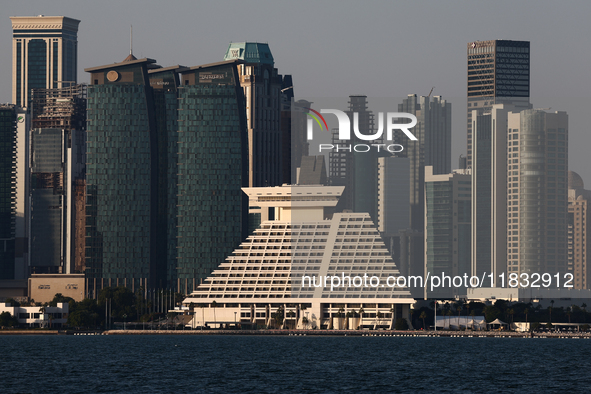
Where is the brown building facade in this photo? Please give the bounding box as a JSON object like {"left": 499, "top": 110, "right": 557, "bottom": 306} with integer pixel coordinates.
{"left": 568, "top": 171, "right": 591, "bottom": 289}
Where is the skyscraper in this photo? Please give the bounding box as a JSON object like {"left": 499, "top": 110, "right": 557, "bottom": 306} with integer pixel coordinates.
{"left": 466, "top": 40, "right": 530, "bottom": 167}
{"left": 298, "top": 156, "right": 327, "bottom": 185}
{"left": 223, "top": 42, "right": 286, "bottom": 187}
{"left": 567, "top": 171, "right": 591, "bottom": 289}
{"left": 328, "top": 95, "right": 377, "bottom": 217}
{"left": 11, "top": 16, "right": 80, "bottom": 107}
{"left": 85, "top": 57, "right": 159, "bottom": 289}
{"left": 506, "top": 109, "right": 568, "bottom": 276}
{"left": 0, "top": 106, "right": 17, "bottom": 280}
{"left": 472, "top": 105, "right": 568, "bottom": 281}
{"left": 174, "top": 62, "right": 248, "bottom": 292}
{"left": 350, "top": 96, "right": 379, "bottom": 222}
{"left": 147, "top": 65, "right": 186, "bottom": 290}
{"left": 84, "top": 56, "right": 248, "bottom": 291}
{"left": 13, "top": 106, "right": 29, "bottom": 280}
{"left": 377, "top": 156, "right": 410, "bottom": 237}
{"left": 29, "top": 85, "right": 87, "bottom": 274}
{"left": 424, "top": 166, "right": 471, "bottom": 299}
{"left": 471, "top": 104, "right": 512, "bottom": 279}
{"left": 395, "top": 95, "right": 451, "bottom": 291}
{"left": 398, "top": 94, "right": 452, "bottom": 231}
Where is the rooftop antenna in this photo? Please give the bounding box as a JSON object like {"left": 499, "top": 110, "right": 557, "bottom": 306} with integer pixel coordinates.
{"left": 130, "top": 25, "right": 133, "bottom": 55}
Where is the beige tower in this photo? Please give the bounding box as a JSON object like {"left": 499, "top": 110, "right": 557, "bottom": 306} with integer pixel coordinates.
{"left": 568, "top": 171, "right": 591, "bottom": 289}
{"left": 11, "top": 16, "right": 80, "bottom": 107}
{"left": 506, "top": 109, "right": 568, "bottom": 276}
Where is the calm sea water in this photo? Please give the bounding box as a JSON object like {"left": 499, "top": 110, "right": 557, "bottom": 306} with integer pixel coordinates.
{"left": 1, "top": 335, "right": 590, "bottom": 393}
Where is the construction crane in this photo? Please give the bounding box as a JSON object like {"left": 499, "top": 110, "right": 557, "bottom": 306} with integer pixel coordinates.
{"left": 428, "top": 86, "right": 435, "bottom": 97}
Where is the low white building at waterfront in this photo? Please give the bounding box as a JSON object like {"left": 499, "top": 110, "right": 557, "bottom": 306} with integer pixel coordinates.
{"left": 183, "top": 185, "right": 415, "bottom": 330}
{"left": 0, "top": 302, "right": 69, "bottom": 328}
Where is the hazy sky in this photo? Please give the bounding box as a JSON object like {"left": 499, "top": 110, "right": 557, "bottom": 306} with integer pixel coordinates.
{"left": 2, "top": 0, "right": 590, "bottom": 184}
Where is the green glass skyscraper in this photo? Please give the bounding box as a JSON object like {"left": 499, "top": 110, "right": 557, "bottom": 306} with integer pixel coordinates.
{"left": 466, "top": 40, "right": 530, "bottom": 167}
{"left": 175, "top": 63, "right": 248, "bottom": 291}
{"left": 0, "top": 106, "right": 17, "bottom": 279}
{"left": 84, "top": 57, "right": 247, "bottom": 292}
{"left": 85, "top": 57, "right": 160, "bottom": 289}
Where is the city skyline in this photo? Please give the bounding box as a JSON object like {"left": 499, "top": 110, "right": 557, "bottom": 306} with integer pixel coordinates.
{"left": 1, "top": 0, "right": 591, "bottom": 185}
{"left": 3, "top": 6, "right": 591, "bottom": 393}
{"left": 0, "top": 7, "right": 590, "bottom": 292}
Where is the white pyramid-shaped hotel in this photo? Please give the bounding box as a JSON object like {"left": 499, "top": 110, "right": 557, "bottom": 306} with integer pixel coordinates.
{"left": 183, "top": 185, "right": 415, "bottom": 330}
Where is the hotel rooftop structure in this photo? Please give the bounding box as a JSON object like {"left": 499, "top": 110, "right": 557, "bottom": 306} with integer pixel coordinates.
{"left": 183, "top": 185, "right": 414, "bottom": 330}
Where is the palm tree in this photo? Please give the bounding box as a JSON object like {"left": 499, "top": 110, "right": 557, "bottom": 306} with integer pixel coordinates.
{"left": 359, "top": 307, "right": 365, "bottom": 330}
{"left": 508, "top": 308, "right": 515, "bottom": 324}
{"left": 446, "top": 310, "right": 453, "bottom": 330}
{"left": 419, "top": 311, "right": 427, "bottom": 330}
{"left": 390, "top": 306, "right": 396, "bottom": 329}
{"left": 470, "top": 310, "right": 476, "bottom": 330}
{"left": 211, "top": 301, "right": 217, "bottom": 328}
{"left": 524, "top": 308, "right": 529, "bottom": 324}
{"left": 349, "top": 309, "right": 357, "bottom": 330}
{"left": 287, "top": 310, "right": 296, "bottom": 329}
{"left": 302, "top": 316, "right": 309, "bottom": 329}
{"left": 199, "top": 303, "right": 205, "bottom": 329}
{"left": 273, "top": 305, "right": 284, "bottom": 329}
{"left": 300, "top": 305, "right": 307, "bottom": 328}
{"left": 188, "top": 302, "right": 195, "bottom": 329}
{"left": 345, "top": 311, "right": 352, "bottom": 330}
{"left": 337, "top": 307, "right": 344, "bottom": 330}
{"left": 39, "top": 306, "right": 46, "bottom": 329}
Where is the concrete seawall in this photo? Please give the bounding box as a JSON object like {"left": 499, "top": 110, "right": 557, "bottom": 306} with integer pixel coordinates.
{"left": 1, "top": 329, "right": 588, "bottom": 338}
{"left": 0, "top": 330, "right": 61, "bottom": 335}
{"left": 103, "top": 329, "right": 591, "bottom": 338}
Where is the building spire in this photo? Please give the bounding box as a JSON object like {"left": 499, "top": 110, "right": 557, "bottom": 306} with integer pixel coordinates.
{"left": 123, "top": 25, "right": 137, "bottom": 62}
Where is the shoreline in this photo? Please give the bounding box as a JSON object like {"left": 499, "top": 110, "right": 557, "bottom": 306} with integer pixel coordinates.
{"left": 1, "top": 329, "right": 590, "bottom": 338}
{"left": 101, "top": 329, "right": 591, "bottom": 338}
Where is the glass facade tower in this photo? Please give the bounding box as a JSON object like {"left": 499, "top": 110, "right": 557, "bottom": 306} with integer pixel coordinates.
{"left": 466, "top": 40, "right": 530, "bottom": 167}
{"left": 0, "top": 107, "right": 17, "bottom": 279}
{"left": 85, "top": 58, "right": 159, "bottom": 289}
{"left": 471, "top": 105, "right": 511, "bottom": 280}
{"left": 424, "top": 167, "right": 471, "bottom": 299}
{"left": 29, "top": 85, "right": 87, "bottom": 275}
{"left": 506, "top": 109, "right": 568, "bottom": 276}
{"left": 85, "top": 57, "right": 248, "bottom": 292}
{"left": 176, "top": 64, "right": 248, "bottom": 290}
{"left": 223, "top": 43, "right": 283, "bottom": 187}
